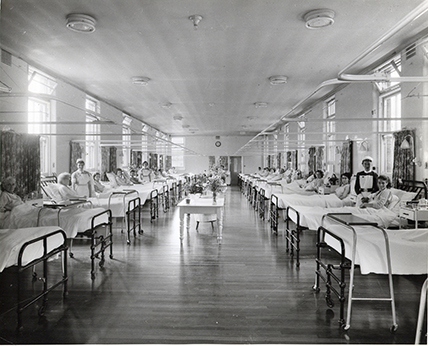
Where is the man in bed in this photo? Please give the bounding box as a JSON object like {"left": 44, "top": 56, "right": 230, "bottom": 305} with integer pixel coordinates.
{"left": 354, "top": 156, "right": 378, "bottom": 203}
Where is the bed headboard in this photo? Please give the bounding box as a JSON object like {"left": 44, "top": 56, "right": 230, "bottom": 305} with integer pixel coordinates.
{"left": 40, "top": 176, "right": 58, "bottom": 199}
{"left": 396, "top": 180, "right": 427, "bottom": 199}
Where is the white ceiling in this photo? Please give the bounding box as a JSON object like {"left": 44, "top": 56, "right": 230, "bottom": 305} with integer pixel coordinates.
{"left": 1, "top": 0, "right": 428, "bottom": 138}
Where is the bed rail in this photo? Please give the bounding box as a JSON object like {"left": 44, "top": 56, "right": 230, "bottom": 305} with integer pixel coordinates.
{"left": 397, "top": 179, "right": 427, "bottom": 199}
{"left": 285, "top": 205, "right": 309, "bottom": 268}
{"left": 313, "top": 213, "right": 397, "bottom": 332}
{"left": 17, "top": 228, "right": 68, "bottom": 331}
{"left": 150, "top": 189, "right": 159, "bottom": 221}
{"left": 126, "top": 196, "right": 143, "bottom": 245}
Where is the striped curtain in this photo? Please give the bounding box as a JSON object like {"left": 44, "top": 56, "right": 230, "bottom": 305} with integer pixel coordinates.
{"left": 0, "top": 131, "right": 40, "bottom": 198}
{"left": 70, "top": 141, "right": 84, "bottom": 172}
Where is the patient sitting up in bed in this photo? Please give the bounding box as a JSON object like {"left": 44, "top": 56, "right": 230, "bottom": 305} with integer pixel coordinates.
{"left": 334, "top": 172, "right": 352, "bottom": 200}
{"left": 358, "top": 174, "right": 393, "bottom": 209}
{"left": 116, "top": 168, "right": 133, "bottom": 186}
{"left": 56, "top": 172, "right": 87, "bottom": 201}
{"left": 0, "top": 177, "right": 24, "bottom": 212}
{"left": 302, "top": 170, "right": 325, "bottom": 192}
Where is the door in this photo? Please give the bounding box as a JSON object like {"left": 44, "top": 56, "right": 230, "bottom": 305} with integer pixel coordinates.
{"left": 229, "top": 156, "right": 242, "bottom": 186}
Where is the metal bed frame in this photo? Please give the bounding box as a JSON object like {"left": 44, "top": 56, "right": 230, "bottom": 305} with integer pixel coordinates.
{"left": 16, "top": 228, "right": 68, "bottom": 331}
{"left": 313, "top": 213, "right": 398, "bottom": 332}
{"left": 415, "top": 278, "right": 428, "bottom": 344}
{"left": 125, "top": 196, "right": 143, "bottom": 244}
{"left": 278, "top": 179, "right": 428, "bottom": 268}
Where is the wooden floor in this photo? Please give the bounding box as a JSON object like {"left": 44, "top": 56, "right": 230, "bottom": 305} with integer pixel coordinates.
{"left": 0, "top": 186, "right": 426, "bottom": 344}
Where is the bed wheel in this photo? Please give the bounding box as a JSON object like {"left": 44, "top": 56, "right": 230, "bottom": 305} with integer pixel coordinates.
{"left": 32, "top": 272, "right": 38, "bottom": 282}
{"left": 390, "top": 324, "right": 398, "bottom": 333}
{"left": 127, "top": 240, "right": 131, "bottom": 245}
{"left": 109, "top": 254, "right": 113, "bottom": 259}
{"left": 325, "top": 296, "right": 334, "bottom": 308}
{"left": 343, "top": 324, "right": 351, "bottom": 331}
{"left": 312, "top": 285, "right": 320, "bottom": 292}
{"left": 99, "top": 259, "right": 105, "bottom": 268}
{"left": 69, "top": 252, "right": 74, "bottom": 258}
{"left": 91, "top": 273, "right": 96, "bottom": 280}
{"left": 138, "top": 229, "right": 144, "bottom": 234}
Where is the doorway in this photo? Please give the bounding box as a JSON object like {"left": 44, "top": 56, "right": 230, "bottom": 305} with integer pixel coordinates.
{"left": 229, "top": 156, "right": 242, "bottom": 186}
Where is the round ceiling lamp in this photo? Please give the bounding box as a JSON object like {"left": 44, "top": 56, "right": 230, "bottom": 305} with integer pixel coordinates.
{"left": 268, "top": 75, "right": 288, "bottom": 85}
{"left": 303, "top": 9, "right": 335, "bottom": 29}
{"left": 66, "top": 14, "right": 96, "bottom": 33}
{"left": 132, "top": 77, "right": 151, "bottom": 85}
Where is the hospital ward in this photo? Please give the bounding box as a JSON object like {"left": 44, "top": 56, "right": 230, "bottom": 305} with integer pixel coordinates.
{"left": 1, "top": 0, "right": 428, "bottom": 344}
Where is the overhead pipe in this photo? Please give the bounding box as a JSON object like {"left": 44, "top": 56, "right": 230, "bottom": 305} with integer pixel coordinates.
{"left": 234, "top": 1, "right": 428, "bottom": 155}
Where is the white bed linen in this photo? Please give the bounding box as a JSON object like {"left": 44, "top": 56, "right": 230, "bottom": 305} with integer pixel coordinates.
{"left": 0, "top": 226, "right": 65, "bottom": 272}
{"left": 287, "top": 205, "right": 399, "bottom": 230}
{"left": 274, "top": 193, "right": 354, "bottom": 209}
{"left": 323, "top": 224, "right": 428, "bottom": 275}
{"left": 3, "top": 203, "right": 108, "bottom": 239}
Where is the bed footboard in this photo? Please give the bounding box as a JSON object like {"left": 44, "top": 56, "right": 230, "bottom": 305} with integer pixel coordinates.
{"left": 126, "top": 197, "right": 143, "bottom": 245}
{"left": 17, "top": 229, "right": 68, "bottom": 331}
{"left": 270, "top": 194, "right": 280, "bottom": 234}
{"left": 150, "top": 189, "right": 159, "bottom": 221}
{"left": 285, "top": 205, "right": 308, "bottom": 268}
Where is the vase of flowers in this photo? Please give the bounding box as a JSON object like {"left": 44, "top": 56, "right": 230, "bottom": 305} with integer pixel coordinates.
{"left": 207, "top": 175, "right": 224, "bottom": 204}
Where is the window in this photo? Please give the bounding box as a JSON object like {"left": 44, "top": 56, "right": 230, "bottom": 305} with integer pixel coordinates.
{"left": 171, "top": 137, "right": 185, "bottom": 169}
{"left": 28, "top": 67, "right": 56, "bottom": 175}
{"left": 85, "top": 96, "right": 101, "bottom": 171}
{"left": 324, "top": 97, "right": 336, "bottom": 173}
{"left": 297, "top": 116, "right": 306, "bottom": 172}
{"left": 122, "top": 114, "right": 132, "bottom": 168}
{"left": 376, "top": 54, "right": 401, "bottom": 175}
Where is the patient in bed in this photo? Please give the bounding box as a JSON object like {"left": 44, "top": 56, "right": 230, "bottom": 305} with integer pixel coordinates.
{"left": 358, "top": 174, "right": 393, "bottom": 209}
{"left": 55, "top": 172, "right": 86, "bottom": 201}
{"left": 0, "top": 177, "right": 24, "bottom": 212}
{"left": 334, "top": 172, "right": 352, "bottom": 200}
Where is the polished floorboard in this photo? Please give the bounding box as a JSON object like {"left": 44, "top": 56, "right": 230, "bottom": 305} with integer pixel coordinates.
{"left": 0, "top": 186, "right": 426, "bottom": 344}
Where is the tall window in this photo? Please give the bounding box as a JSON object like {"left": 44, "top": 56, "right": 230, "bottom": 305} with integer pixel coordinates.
{"left": 28, "top": 67, "right": 56, "bottom": 175}
{"left": 324, "top": 97, "right": 336, "bottom": 173}
{"left": 376, "top": 55, "right": 401, "bottom": 175}
{"left": 297, "top": 116, "right": 306, "bottom": 172}
{"left": 85, "top": 96, "right": 101, "bottom": 171}
{"left": 122, "top": 114, "right": 132, "bottom": 168}
{"left": 171, "top": 137, "right": 185, "bottom": 169}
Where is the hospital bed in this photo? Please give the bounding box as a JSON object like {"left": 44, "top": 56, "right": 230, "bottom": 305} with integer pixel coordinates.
{"left": 275, "top": 179, "right": 427, "bottom": 267}
{"left": 313, "top": 213, "right": 428, "bottom": 331}
{"left": 0, "top": 226, "right": 68, "bottom": 331}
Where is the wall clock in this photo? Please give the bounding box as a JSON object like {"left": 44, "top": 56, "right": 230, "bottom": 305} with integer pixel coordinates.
{"left": 215, "top": 141, "right": 222, "bottom": 147}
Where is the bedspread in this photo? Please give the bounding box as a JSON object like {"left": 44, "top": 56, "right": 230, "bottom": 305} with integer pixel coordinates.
{"left": 323, "top": 224, "right": 428, "bottom": 275}
{"left": 3, "top": 204, "right": 108, "bottom": 238}
{"left": 288, "top": 205, "right": 399, "bottom": 230}
{"left": 0, "top": 226, "right": 65, "bottom": 272}
{"left": 275, "top": 193, "right": 354, "bottom": 209}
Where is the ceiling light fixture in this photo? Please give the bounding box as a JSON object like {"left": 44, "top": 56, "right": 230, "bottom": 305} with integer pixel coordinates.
{"left": 173, "top": 115, "right": 183, "bottom": 121}
{"left": 66, "top": 14, "right": 96, "bottom": 33}
{"left": 303, "top": 9, "right": 335, "bottom": 29}
{"left": 268, "top": 75, "right": 288, "bottom": 85}
{"left": 132, "top": 77, "right": 151, "bottom": 85}
{"left": 189, "top": 15, "right": 203, "bottom": 30}
{"left": 161, "top": 102, "right": 172, "bottom": 109}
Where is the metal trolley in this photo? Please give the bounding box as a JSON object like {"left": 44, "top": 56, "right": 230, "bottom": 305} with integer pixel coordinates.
{"left": 313, "top": 213, "right": 398, "bottom": 332}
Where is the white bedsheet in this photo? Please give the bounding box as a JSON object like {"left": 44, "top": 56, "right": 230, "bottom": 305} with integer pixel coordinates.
{"left": 3, "top": 203, "right": 108, "bottom": 239}
{"left": 323, "top": 224, "right": 428, "bottom": 275}
{"left": 0, "top": 226, "right": 65, "bottom": 272}
{"left": 274, "top": 193, "right": 354, "bottom": 209}
{"left": 287, "top": 205, "right": 399, "bottom": 230}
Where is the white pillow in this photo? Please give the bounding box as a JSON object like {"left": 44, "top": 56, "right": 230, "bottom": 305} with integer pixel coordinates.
{"left": 106, "top": 172, "right": 118, "bottom": 188}
{"left": 387, "top": 194, "right": 400, "bottom": 214}
{"left": 391, "top": 188, "right": 418, "bottom": 202}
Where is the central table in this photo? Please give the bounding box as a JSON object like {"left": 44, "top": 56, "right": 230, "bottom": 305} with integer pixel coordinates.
{"left": 177, "top": 196, "right": 224, "bottom": 242}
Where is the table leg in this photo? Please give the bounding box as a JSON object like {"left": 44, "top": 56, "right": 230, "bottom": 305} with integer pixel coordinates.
{"left": 180, "top": 214, "right": 184, "bottom": 240}
{"left": 217, "top": 208, "right": 224, "bottom": 242}
{"left": 186, "top": 213, "right": 190, "bottom": 234}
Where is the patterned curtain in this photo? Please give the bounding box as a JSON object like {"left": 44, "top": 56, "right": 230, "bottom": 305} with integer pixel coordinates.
{"left": 0, "top": 131, "right": 40, "bottom": 198}
{"left": 152, "top": 153, "right": 158, "bottom": 169}
{"left": 316, "top": 147, "right": 324, "bottom": 171}
{"left": 131, "top": 150, "right": 142, "bottom": 168}
{"left": 277, "top": 153, "right": 282, "bottom": 169}
{"left": 292, "top": 150, "right": 298, "bottom": 170}
{"left": 219, "top": 156, "right": 228, "bottom": 169}
{"left": 209, "top": 156, "right": 216, "bottom": 170}
{"left": 109, "top": 147, "right": 117, "bottom": 172}
{"left": 70, "top": 141, "right": 85, "bottom": 173}
{"left": 159, "top": 155, "right": 164, "bottom": 169}
{"left": 340, "top": 140, "right": 353, "bottom": 176}
{"left": 308, "top": 147, "right": 316, "bottom": 173}
{"left": 392, "top": 129, "right": 416, "bottom": 187}
{"left": 165, "top": 155, "right": 172, "bottom": 170}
